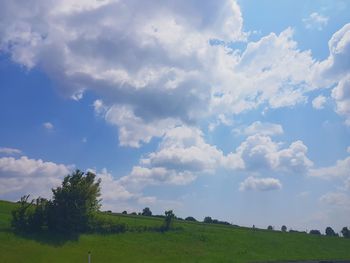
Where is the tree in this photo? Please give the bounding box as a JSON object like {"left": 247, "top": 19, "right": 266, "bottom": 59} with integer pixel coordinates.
{"left": 11, "top": 195, "right": 33, "bottom": 232}
{"left": 185, "top": 216, "right": 197, "bottom": 222}
{"left": 204, "top": 216, "right": 213, "bottom": 223}
{"left": 341, "top": 227, "right": 350, "bottom": 238}
{"left": 267, "top": 225, "right": 274, "bottom": 230}
{"left": 309, "top": 229, "right": 321, "bottom": 235}
{"left": 164, "top": 210, "right": 175, "bottom": 231}
{"left": 142, "top": 207, "right": 152, "bottom": 217}
{"left": 325, "top": 226, "right": 336, "bottom": 236}
{"left": 281, "top": 225, "right": 287, "bottom": 232}
{"left": 122, "top": 211, "right": 127, "bottom": 215}
{"left": 47, "top": 170, "right": 101, "bottom": 233}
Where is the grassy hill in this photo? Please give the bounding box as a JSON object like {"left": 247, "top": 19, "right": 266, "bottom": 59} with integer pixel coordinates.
{"left": 0, "top": 200, "right": 349, "bottom": 263}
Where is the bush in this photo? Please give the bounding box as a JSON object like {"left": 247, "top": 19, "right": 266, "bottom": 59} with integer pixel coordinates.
{"left": 309, "top": 229, "right": 321, "bottom": 235}
{"left": 185, "top": 216, "right": 197, "bottom": 222}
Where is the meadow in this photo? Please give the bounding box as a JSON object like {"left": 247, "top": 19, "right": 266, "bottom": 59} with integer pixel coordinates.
{"left": 0, "top": 200, "right": 349, "bottom": 263}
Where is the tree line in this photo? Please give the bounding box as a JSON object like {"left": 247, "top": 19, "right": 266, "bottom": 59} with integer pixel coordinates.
{"left": 11, "top": 169, "right": 350, "bottom": 239}
{"left": 11, "top": 170, "right": 175, "bottom": 234}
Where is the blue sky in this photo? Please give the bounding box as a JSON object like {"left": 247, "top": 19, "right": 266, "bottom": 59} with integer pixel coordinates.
{"left": 0, "top": 0, "right": 350, "bottom": 232}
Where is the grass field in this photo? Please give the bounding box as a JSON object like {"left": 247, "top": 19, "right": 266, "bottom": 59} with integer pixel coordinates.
{"left": 0, "top": 200, "right": 349, "bottom": 263}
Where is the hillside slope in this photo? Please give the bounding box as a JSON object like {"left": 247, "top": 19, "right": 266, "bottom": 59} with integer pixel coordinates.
{"left": 0, "top": 200, "right": 349, "bottom": 263}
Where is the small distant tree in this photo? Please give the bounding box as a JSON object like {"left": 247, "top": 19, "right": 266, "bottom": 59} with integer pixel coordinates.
{"left": 185, "top": 216, "right": 197, "bottom": 222}
{"left": 325, "top": 226, "right": 336, "bottom": 236}
{"left": 204, "top": 216, "right": 213, "bottom": 223}
{"left": 341, "top": 227, "right": 350, "bottom": 238}
{"left": 309, "top": 229, "right": 321, "bottom": 235}
{"left": 267, "top": 225, "right": 274, "bottom": 230}
{"left": 164, "top": 210, "right": 175, "bottom": 231}
{"left": 122, "top": 210, "right": 127, "bottom": 215}
{"left": 142, "top": 207, "right": 152, "bottom": 217}
{"left": 281, "top": 225, "right": 287, "bottom": 232}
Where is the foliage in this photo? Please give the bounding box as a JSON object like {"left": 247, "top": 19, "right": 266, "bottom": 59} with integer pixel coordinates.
{"left": 267, "top": 225, "right": 274, "bottom": 230}
{"left": 341, "top": 227, "right": 349, "bottom": 238}
{"left": 142, "top": 207, "right": 152, "bottom": 217}
{"left": 163, "top": 210, "right": 175, "bottom": 231}
{"left": 309, "top": 230, "right": 321, "bottom": 235}
{"left": 185, "top": 216, "right": 197, "bottom": 222}
{"left": 281, "top": 225, "right": 287, "bottom": 232}
{"left": 203, "top": 216, "right": 212, "bottom": 223}
{"left": 47, "top": 170, "right": 101, "bottom": 233}
{"left": 325, "top": 227, "right": 337, "bottom": 237}
{"left": 11, "top": 195, "right": 33, "bottom": 232}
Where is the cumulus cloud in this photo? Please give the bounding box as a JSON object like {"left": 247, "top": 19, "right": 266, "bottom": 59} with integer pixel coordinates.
{"left": 315, "top": 23, "right": 350, "bottom": 85}
{"left": 0, "top": 0, "right": 329, "bottom": 146}
{"left": 331, "top": 75, "right": 350, "bottom": 125}
{"left": 312, "top": 95, "right": 327, "bottom": 110}
{"left": 234, "top": 121, "right": 283, "bottom": 136}
{"left": 0, "top": 156, "right": 72, "bottom": 200}
{"left": 239, "top": 176, "right": 282, "bottom": 191}
{"left": 309, "top": 156, "right": 350, "bottom": 179}
{"left": 233, "top": 134, "right": 313, "bottom": 173}
{"left": 120, "top": 126, "right": 224, "bottom": 188}
{"left": 303, "top": 12, "right": 329, "bottom": 31}
{"left": 0, "top": 147, "right": 22, "bottom": 155}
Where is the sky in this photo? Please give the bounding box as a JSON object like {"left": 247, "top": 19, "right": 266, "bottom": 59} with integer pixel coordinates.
{"left": 0, "top": 0, "right": 350, "bottom": 233}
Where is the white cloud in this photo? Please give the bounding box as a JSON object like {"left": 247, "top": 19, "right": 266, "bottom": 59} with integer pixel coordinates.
{"left": 239, "top": 176, "right": 282, "bottom": 191}
{"left": 312, "top": 95, "right": 327, "bottom": 110}
{"left": 0, "top": 156, "right": 72, "bottom": 199}
{"left": 309, "top": 156, "right": 350, "bottom": 179}
{"left": 43, "top": 122, "right": 54, "bottom": 130}
{"left": 91, "top": 168, "right": 134, "bottom": 201}
{"left": 0, "top": 147, "right": 22, "bottom": 155}
{"left": 320, "top": 192, "right": 350, "bottom": 207}
{"left": 331, "top": 75, "right": 350, "bottom": 125}
{"left": 347, "top": 146, "right": 350, "bottom": 153}
{"left": 235, "top": 121, "right": 283, "bottom": 136}
{"left": 105, "top": 105, "right": 180, "bottom": 147}
{"left": 314, "top": 23, "right": 350, "bottom": 85}
{"left": 303, "top": 12, "right": 329, "bottom": 31}
{"left": 234, "top": 134, "right": 313, "bottom": 173}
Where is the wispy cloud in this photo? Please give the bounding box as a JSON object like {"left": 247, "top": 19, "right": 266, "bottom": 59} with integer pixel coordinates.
{"left": 303, "top": 12, "right": 329, "bottom": 30}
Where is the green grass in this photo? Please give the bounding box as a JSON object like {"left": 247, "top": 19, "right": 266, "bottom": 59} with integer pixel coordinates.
{"left": 0, "top": 200, "right": 349, "bottom": 263}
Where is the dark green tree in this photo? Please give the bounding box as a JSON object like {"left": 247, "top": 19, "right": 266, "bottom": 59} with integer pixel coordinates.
{"left": 341, "top": 227, "right": 350, "bottom": 238}
{"left": 142, "top": 207, "right": 152, "bottom": 216}
{"left": 281, "top": 225, "right": 287, "bottom": 232}
{"left": 309, "top": 229, "right": 321, "bottom": 235}
{"left": 164, "top": 210, "right": 175, "bottom": 231}
{"left": 325, "top": 226, "right": 336, "bottom": 236}
{"left": 11, "top": 195, "right": 33, "bottom": 232}
{"left": 47, "top": 170, "right": 101, "bottom": 233}
{"left": 185, "top": 216, "right": 197, "bottom": 222}
{"left": 204, "top": 216, "right": 212, "bottom": 223}
{"left": 267, "top": 225, "right": 274, "bottom": 230}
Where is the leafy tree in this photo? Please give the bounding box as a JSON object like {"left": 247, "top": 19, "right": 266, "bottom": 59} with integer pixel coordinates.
{"left": 185, "top": 216, "right": 197, "bottom": 222}
{"left": 47, "top": 170, "right": 101, "bottom": 233}
{"left": 11, "top": 195, "right": 33, "bottom": 232}
{"left": 204, "top": 216, "right": 213, "bottom": 223}
{"left": 142, "top": 207, "right": 152, "bottom": 217}
{"left": 309, "top": 229, "right": 321, "bottom": 235}
{"left": 29, "top": 197, "right": 48, "bottom": 232}
{"left": 281, "top": 225, "right": 287, "bottom": 232}
{"left": 341, "top": 227, "right": 350, "bottom": 238}
{"left": 164, "top": 210, "right": 175, "bottom": 231}
{"left": 325, "top": 226, "right": 336, "bottom": 236}
{"left": 267, "top": 225, "right": 274, "bottom": 230}
{"left": 122, "top": 210, "right": 127, "bottom": 214}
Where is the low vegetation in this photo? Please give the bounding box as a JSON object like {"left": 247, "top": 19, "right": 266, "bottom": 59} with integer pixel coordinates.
{"left": 1, "top": 169, "right": 349, "bottom": 262}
